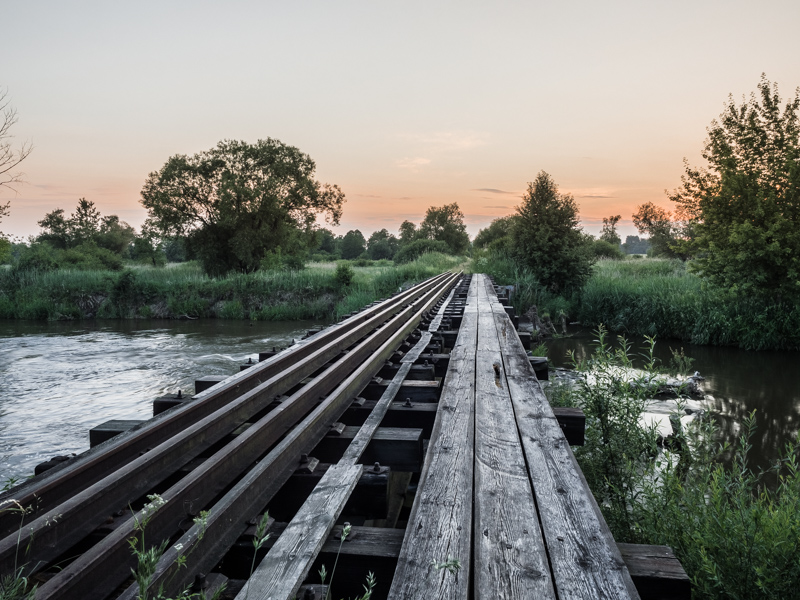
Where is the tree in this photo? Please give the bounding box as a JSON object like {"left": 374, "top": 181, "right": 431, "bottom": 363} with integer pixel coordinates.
{"left": 366, "top": 229, "right": 398, "bottom": 260}
{"left": 510, "top": 171, "right": 595, "bottom": 293}
{"left": 141, "top": 139, "right": 345, "bottom": 275}
{"left": 631, "top": 202, "right": 686, "bottom": 258}
{"left": 473, "top": 215, "right": 517, "bottom": 251}
{"left": 340, "top": 229, "right": 366, "bottom": 259}
{"left": 1, "top": 88, "right": 33, "bottom": 216}
{"left": 398, "top": 220, "right": 417, "bottom": 246}
{"left": 669, "top": 76, "right": 800, "bottom": 299}
{"left": 417, "top": 203, "right": 470, "bottom": 254}
{"left": 622, "top": 235, "right": 650, "bottom": 255}
{"left": 314, "top": 228, "right": 338, "bottom": 256}
{"left": 600, "top": 215, "right": 622, "bottom": 246}
{"left": 37, "top": 198, "right": 134, "bottom": 253}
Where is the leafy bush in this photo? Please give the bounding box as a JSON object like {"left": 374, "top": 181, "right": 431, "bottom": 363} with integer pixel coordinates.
{"left": 592, "top": 239, "right": 624, "bottom": 260}
{"left": 548, "top": 331, "right": 800, "bottom": 599}
{"left": 334, "top": 262, "right": 355, "bottom": 287}
{"left": 393, "top": 239, "right": 450, "bottom": 263}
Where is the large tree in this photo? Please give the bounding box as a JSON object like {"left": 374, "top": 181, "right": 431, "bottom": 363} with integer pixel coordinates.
{"left": 417, "top": 203, "right": 470, "bottom": 254}
{"left": 366, "top": 228, "right": 398, "bottom": 260}
{"left": 631, "top": 202, "right": 687, "bottom": 258}
{"left": 340, "top": 229, "right": 366, "bottom": 260}
{"left": 670, "top": 76, "right": 800, "bottom": 299}
{"left": 141, "top": 139, "right": 345, "bottom": 275}
{"left": 510, "top": 171, "right": 594, "bottom": 293}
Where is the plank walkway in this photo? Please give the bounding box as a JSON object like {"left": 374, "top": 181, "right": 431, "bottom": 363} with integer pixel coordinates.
{"left": 389, "top": 274, "right": 640, "bottom": 599}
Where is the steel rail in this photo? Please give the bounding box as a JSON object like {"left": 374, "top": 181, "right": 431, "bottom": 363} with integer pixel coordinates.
{"left": 108, "top": 272, "right": 460, "bottom": 600}
{"left": 0, "top": 273, "right": 450, "bottom": 538}
{"left": 0, "top": 274, "right": 454, "bottom": 578}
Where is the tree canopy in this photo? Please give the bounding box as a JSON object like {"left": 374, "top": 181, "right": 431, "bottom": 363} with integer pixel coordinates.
{"left": 366, "top": 228, "right": 399, "bottom": 260}
{"left": 670, "top": 76, "right": 800, "bottom": 298}
{"left": 340, "top": 229, "right": 366, "bottom": 260}
{"left": 141, "top": 139, "right": 345, "bottom": 275}
{"left": 417, "top": 203, "right": 470, "bottom": 254}
{"left": 510, "top": 171, "right": 594, "bottom": 293}
{"left": 631, "top": 202, "right": 687, "bottom": 258}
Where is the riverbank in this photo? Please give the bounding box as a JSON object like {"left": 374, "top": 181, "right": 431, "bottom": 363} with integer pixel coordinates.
{"left": 478, "top": 254, "right": 800, "bottom": 351}
{"left": 0, "top": 253, "right": 465, "bottom": 322}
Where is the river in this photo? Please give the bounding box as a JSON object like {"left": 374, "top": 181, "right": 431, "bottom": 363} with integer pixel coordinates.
{"left": 546, "top": 328, "right": 800, "bottom": 474}
{"left": 2, "top": 321, "right": 799, "bottom": 485}
{"left": 0, "top": 319, "right": 320, "bottom": 484}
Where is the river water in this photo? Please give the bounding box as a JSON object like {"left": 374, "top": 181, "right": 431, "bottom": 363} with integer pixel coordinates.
{"left": 0, "top": 319, "right": 319, "bottom": 484}
{"left": 2, "top": 321, "right": 799, "bottom": 484}
{"left": 546, "top": 328, "right": 800, "bottom": 474}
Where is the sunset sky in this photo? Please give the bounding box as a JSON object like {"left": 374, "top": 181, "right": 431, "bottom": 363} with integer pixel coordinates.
{"left": 3, "top": 0, "right": 799, "bottom": 242}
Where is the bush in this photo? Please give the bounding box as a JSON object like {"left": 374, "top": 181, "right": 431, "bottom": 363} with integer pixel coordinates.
{"left": 334, "top": 262, "right": 355, "bottom": 287}
{"left": 592, "top": 239, "right": 624, "bottom": 260}
{"left": 394, "top": 239, "right": 450, "bottom": 263}
{"left": 548, "top": 331, "right": 800, "bottom": 599}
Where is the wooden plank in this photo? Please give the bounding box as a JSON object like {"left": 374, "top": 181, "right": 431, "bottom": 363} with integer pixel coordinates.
{"left": 487, "top": 279, "right": 640, "bottom": 600}
{"left": 388, "top": 275, "right": 478, "bottom": 599}
{"left": 472, "top": 275, "right": 556, "bottom": 599}
{"left": 234, "top": 463, "right": 363, "bottom": 600}
{"left": 617, "top": 543, "right": 691, "bottom": 600}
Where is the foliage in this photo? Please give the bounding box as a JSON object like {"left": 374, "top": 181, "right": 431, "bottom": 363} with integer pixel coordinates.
{"left": 575, "top": 258, "right": 800, "bottom": 350}
{"left": 591, "top": 239, "right": 624, "bottom": 260}
{"left": 548, "top": 334, "right": 800, "bottom": 600}
{"left": 393, "top": 239, "right": 450, "bottom": 264}
{"left": 631, "top": 202, "right": 687, "bottom": 259}
{"left": 38, "top": 199, "right": 136, "bottom": 253}
{"left": 366, "top": 229, "right": 398, "bottom": 260}
{"left": 600, "top": 214, "right": 621, "bottom": 246}
{"left": 334, "top": 262, "right": 354, "bottom": 287}
{"left": 398, "top": 220, "right": 417, "bottom": 246}
{"left": 510, "top": 171, "right": 595, "bottom": 293}
{"left": 340, "top": 230, "right": 366, "bottom": 260}
{"left": 0, "top": 253, "right": 463, "bottom": 322}
{"left": 417, "top": 203, "right": 470, "bottom": 254}
{"left": 141, "top": 139, "right": 345, "bottom": 276}
{"left": 473, "top": 216, "right": 516, "bottom": 251}
{"left": 670, "top": 76, "right": 800, "bottom": 300}
{"left": 621, "top": 235, "right": 650, "bottom": 255}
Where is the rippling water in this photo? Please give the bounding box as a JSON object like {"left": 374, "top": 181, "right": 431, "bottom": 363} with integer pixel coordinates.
{"left": 547, "top": 328, "right": 800, "bottom": 473}
{"left": 0, "top": 319, "right": 319, "bottom": 483}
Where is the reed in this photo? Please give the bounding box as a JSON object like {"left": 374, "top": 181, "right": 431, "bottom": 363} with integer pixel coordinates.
{"left": 0, "top": 253, "right": 465, "bottom": 323}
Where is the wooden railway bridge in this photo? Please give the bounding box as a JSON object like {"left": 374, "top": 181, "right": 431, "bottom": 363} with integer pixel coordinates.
{"left": 0, "top": 273, "right": 688, "bottom": 599}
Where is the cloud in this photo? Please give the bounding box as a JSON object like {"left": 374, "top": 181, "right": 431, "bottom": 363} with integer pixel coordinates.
{"left": 396, "top": 157, "right": 431, "bottom": 170}
{"left": 483, "top": 205, "right": 510, "bottom": 209}
{"left": 473, "top": 188, "right": 514, "bottom": 195}
{"left": 578, "top": 193, "right": 616, "bottom": 199}
{"left": 355, "top": 194, "right": 383, "bottom": 198}
{"left": 398, "top": 131, "right": 487, "bottom": 153}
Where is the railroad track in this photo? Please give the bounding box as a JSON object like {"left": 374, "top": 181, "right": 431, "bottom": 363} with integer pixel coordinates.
{"left": 0, "top": 271, "right": 463, "bottom": 599}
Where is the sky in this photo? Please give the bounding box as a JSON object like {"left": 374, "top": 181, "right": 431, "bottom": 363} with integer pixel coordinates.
{"left": 2, "top": 0, "right": 799, "bottom": 242}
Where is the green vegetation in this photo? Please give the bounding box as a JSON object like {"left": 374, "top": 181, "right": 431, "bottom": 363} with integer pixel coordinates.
{"left": 141, "top": 139, "right": 346, "bottom": 276}
{"left": 0, "top": 253, "right": 464, "bottom": 322}
{"left": 549, "top": 329, "right": 800, "bottom": 599}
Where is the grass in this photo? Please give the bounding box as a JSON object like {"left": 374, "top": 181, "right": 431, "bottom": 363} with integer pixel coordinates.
{"left": 476, "top": 253, "right": 800, "bottom": 351}
{"left": 0, "top": 253, "right": 466, "bottom": 322}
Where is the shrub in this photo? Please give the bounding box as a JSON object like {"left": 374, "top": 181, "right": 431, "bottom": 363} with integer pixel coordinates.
{"left": 592, "top": 239, "right": 624, "bottom": 260}
{"left": 394, "top": 239, "right": 450, "bottom": 263}
{"left": 334, "top": 262, "right": 355, "bottom": 287}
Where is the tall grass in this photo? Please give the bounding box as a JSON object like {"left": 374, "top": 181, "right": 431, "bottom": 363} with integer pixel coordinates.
{"left": 577, "top": 259, "right": 800, "bottom": 350}
{"left": 476, "top": 254, "right": 800, "bottom": 350}
{"left": 0, "top": 253, "right": 465, "bottom": 322}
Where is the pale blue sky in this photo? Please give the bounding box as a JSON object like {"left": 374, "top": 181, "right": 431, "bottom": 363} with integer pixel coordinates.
{"left": 3, "top": 0, "right": 799, "bottom": 240}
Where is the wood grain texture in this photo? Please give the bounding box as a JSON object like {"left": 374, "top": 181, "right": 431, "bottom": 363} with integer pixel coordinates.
{"left": 235, "top": 464, "right": 362, "bottom": 600}
{"left": 388, "top": 275, "right": 478, "bottom": 600}
{"left": 473, "top": 275, "right": 556, "bottom": 599}
{"left": 487, "top": 281, "right": 640, "bottom": 600}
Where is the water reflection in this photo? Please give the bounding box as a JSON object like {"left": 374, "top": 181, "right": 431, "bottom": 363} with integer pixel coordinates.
{"left": 0, "top": 319, "right": 319, "bottom": 482}
{"left": 546, "top": 328, "right": 800, "bottom": 472}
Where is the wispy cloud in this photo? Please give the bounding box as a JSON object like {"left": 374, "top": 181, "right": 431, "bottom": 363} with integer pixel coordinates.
{"left": 473, "top": 188, "right": 514, "bottom": 195}
{"left": 355, "top": 194, "right": 383, "bottom": 198}
{"left": 396, "top": 157, "right": 431, "bottom": 171}
{"left": 483, "top": 205, "right": 510, "bottom": 209}
{"left": 578, "top": 193, "right": 616, "bottom": 199}
{"left": 399, "top": 131, "right": 487, "bottom": 152}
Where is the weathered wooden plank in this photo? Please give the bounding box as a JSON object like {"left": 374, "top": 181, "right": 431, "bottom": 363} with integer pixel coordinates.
{"left": 617, "top": 543, "right": 691, "bottom": 600}
{"left": 235, "top": 463, "right": 363, "bottom": 600}
{"left": 473, "top": 275, "right": 556, "bottom": 599}
{"left": 487, "top": 279, "right": 640, "bottom": 600}
{"left": 388, "top": 275, "right": 478, "bottom": 599}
